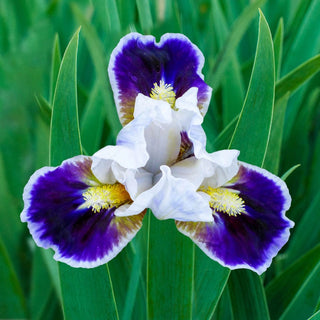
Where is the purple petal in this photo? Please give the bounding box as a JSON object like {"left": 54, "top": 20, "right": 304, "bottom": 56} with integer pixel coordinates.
{"left": 109, "top": 32, "right": 212, "bottom": 125}
{"left": 21, "top": 155, "right": 145, "bottom": 268}
{"left": 176, "top": 163, "right": 294, "bottom": 274}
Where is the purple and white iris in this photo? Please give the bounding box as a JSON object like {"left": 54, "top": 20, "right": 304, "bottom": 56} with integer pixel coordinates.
{"left": 21, "top": 33, "right": 293, "bottom": 274}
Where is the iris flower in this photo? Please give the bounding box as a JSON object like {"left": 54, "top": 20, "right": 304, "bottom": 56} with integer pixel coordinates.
{"left": 94, "top": 88, "right": 293, "bottom": 274}
{"left": 21, "top": 33, "right": 293, "bottom": 274}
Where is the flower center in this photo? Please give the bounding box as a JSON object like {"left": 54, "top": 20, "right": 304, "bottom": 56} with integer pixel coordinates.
{"left": 150, "top": 80, "right": 176, "bottom": 109}
{"left": 82, "top": 183, "right": 131, "bottom": 213}
{"left": 200, "top": 187, "right": 246, "bottom": 216}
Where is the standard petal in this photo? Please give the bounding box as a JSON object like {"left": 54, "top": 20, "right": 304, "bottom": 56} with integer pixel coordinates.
{"left": 21, "top": 156, "right": 145, "bottom": 268}
{"left": 121, "top": 165, "right": 213, "bottom": 222}
{"left": 108, "top": 32, "right": 212, "bottom": 125}
{"left": 176, "top": 163, "right": 293, "bottom": 274}
{"left": 93, "top": 94, "right": 182, "bottom": 177}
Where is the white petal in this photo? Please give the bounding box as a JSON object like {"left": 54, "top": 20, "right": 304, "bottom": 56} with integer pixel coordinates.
{"left": 170, "top": 157, "right": 215, "bottom": 188}
{"left": 133, "top": 94, "right": 182, "bottom": 173}
{"left": 124, "top": 166, "right": 213, "bottom": 222}
{"left": 201, "top": 149, "right": 240, "bottom": 188}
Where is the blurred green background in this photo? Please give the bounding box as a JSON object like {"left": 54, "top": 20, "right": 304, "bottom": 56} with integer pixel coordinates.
{"left": 1, "top": 0, "right": 320, "bottom": 319}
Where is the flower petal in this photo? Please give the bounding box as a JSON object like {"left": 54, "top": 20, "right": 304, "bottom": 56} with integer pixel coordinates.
{"left": 93, "top": 94, "right": 181, "bottom": 176}
{"left": 172, "top": 149, "right": 240, "bottom": 189}
{"left": 120, "top": 165, "right": 213, "bottom": 222}
{"left": 21, "top": 156, "right": 145, "bottom": 268}
{"left": 176, "top": 163, "right": 293, "bottom": 274}
{"left": 109, "top": 32, "right": 212, "bottom": 125}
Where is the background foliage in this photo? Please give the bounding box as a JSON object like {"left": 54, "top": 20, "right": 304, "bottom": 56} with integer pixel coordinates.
{"left": 0, "top": 0, "right": 320, "bottom": 319}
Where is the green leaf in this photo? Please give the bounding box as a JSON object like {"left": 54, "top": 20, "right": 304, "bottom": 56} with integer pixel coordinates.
{"left": 229, "top": 10, "right": 275, "bottom": 167}
{"left": 105, "top": 0, "right": 121, "bottom": 33}
{"left": 228, "top": 270, "right": 270, "bottom": 320}
{"left": 136, "top": 0, "right": 153, "bottom": 32}
{"left": 59, "top": 264, "right": 119, "bottom": 320}
{"left": 80, "top": 82, "right": 106, "bottom": 155}
{"left": 213, "top": 285, "right": 234, "bottom": 320}
{"left": 122, "top": 244, "right": 144, "bottom": 320}
{"left": 41, "top": 249, "right": 62, "bottom": 303}
{"left": 71, "top": 3, "right": 121, "bottom": 139}
{"left": 193, "top": 249, "right": 230, "bottom": 319}
{"left": 50, "top": 33, "right": 61, "bottom": 104}
{"left": 283, "top": 0, "right": 320, "bottom": 73}
{"left": 273, "top": 18, "right": 284, "bottom": 80}
{"left": 147, "top": 214, "right": 193, "bottom": 319}
{"left": 30, "top": 248, "right": 56, "bottom": 320}
{"left": 0, "top": 153, "right": 24, "bottom": 277}
{"left": 225, "top": 11, "right": 274, "bottom": 320}
{"left": 50, "top": 28, "right": 82, "bottom": 165}
{"left": 281, "top": 0, "right": 320, "bottom": 140}
{"left": 285, "top": 190, "right": 320, "bottom": 266}
{"left": 35, "top": 94, "right": 52, "bottom": 125}
{"left": 263, "top": 92, "right": 290, "bottom": 174}
{"left": 0, "top": 235, "right": 26, "bottom": 318}
{"left": 308, "top": 310, "right": 320, "bottom": 320}
{"left": 213, "top": 116, "right": 239, "bottom": 151}
{"left": 275, "top": 54, "right": 320, "bottom": 100}
{"left": 266, "top": 244, "right": 320, "bottom": 320}
{"left": 49, "top": 29, "right": 119, "bottom": 320}
{"left": 281, "top": 164, "right": 301, "bottom": 181}
{"left": 209, "top": 0, "right": 266, "bottom": 90}
{"left": 210, "top": 0, "right": 245, "bottom": 127}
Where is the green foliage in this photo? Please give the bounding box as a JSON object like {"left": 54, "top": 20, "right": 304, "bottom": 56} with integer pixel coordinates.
{"left": 1, "top": 0, "right": 320, "bottom": 319}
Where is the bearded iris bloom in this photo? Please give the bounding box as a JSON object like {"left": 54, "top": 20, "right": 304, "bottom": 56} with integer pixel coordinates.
{"left": 21, "top": 32, "right": 293, "bottom": 274}
{"left": 108, "top": 32, "right": 212, "bottom": 125}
